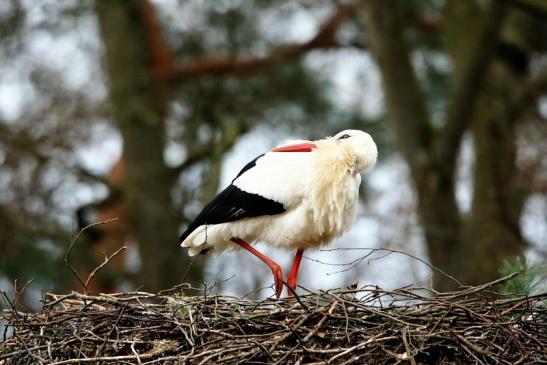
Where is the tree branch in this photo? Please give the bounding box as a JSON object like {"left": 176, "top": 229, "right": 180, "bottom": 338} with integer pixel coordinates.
{"left": 510, "top": 0, "right": 547, "bottom": 19}
{"left": 75, "top": 166, "right": 110, "bottom": 186}
{"left": 437, "top": 1, "right": 508, "bottom": 168}
{"left": 505, "top": 66, "right": 547, "bottom": 124}
{"left": 361, "top": 0, "right": 433, "bottom": 171}
{"left": 168, "top": 2, "right": 358, "bottom": 79}
{"left": 84, "top": 246, "right": 127, "bottom": 293}
{"left": 65, "top": 219, "right": 119, "bottom": 293}
{"left": 171, "top": 120, "right": 248, "bottom": 176}
{"left": 139, "top": 0, "right": 174, "bottom": 82}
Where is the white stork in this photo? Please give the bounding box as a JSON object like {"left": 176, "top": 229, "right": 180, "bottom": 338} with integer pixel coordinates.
{"left": 180, "top": 130, "right": 378, "bottom": 297}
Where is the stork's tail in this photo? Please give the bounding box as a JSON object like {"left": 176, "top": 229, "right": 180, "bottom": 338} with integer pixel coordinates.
{"left": 179, "top": 225, "right": 216, "bottom": 256}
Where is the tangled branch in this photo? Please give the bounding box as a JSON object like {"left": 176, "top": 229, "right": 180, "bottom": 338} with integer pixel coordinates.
{"left": 1, "top": 275, "right": 545, "bottom": 364}
{"left": 65, "top": 218, "right": 124, "bottom": 295}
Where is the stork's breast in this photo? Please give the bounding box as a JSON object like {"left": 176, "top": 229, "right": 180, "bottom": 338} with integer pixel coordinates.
{"left": 307, "top": 173, "right": 360, "bottom": 238}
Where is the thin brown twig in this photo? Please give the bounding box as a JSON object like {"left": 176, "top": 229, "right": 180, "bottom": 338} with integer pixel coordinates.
{"left": 84, "top": 246, "right": 127, "bottom": 292}
{"left": 401, "top": 326, "right": 417, "bottom": 365}
{"left": 65, "top": 218, "right": 119, "bottom": 292}
{"left": 13, "top": 279, "right": 33, "bottom": 308}
{"left": 317, "top": 247, "right": 465, "bottom": 287}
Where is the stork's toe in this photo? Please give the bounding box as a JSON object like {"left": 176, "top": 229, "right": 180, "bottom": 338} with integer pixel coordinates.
{"left": 270, "top": 264, "right": 284, "bottom": 298}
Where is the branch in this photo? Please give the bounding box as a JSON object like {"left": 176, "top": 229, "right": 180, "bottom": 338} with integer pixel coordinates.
{"left": 361, "top": 0, "right": 433, "bottom": 170}
{"left": 13, "top": 279, "right": 33, "bottom": 310}
{"left": 168, "top": 2, "right": 358, "bottom": 79}
{"left": 171, "top": 120, "right": 247, "bottom": 176}
{"left": 139, "top": 0, "right": 174, "bottom": 81}
{"left": 74, "top": 166, "right": 109, "bottom": 186}
{"left": 437, "top": 1, "right": 508, "bottom": 168}
{"left": 84, "top": 246, "right": 127, "bottom": 292}
{"left": 505, "top": 66, "right": 547, "bottom": 123}
{"left": 315, "top": 247, "right": 464, "bottom": 287}
{"left": 170, "top": 144, "right": 210, "bottom": 175}
{"left": 510, "top": 0, "right": 547, "bottom": 19}
{"left": 65, "top": 219, "right": 119, "bottom": 293}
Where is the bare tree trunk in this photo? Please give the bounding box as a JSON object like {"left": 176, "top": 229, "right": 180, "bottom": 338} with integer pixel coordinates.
{"left": 361, "top": 0, "right": 510, "bottom": 290}
{"left": 361, "top": 0, "right": 463, "bottom": 290}
{"left": 445, "top": 2, "right": 527, "bottom": 284}
{"left": 94, "top": 0, "right": 201, "bottom": 291}
{"left": 462, "top": 65, "right": 528, "bottom": 283}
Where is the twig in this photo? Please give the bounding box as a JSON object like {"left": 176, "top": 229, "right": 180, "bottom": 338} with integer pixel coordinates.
{"left": 401, "top": 327, "right": 417, "bottom": 365}
{"left": 284, "top": 282, "right": 309, "bottom": 312}
{"left": 318, "top": 247, "right": 465, "bottom": 287}
{"left": 303, "top": 300, "right": 338, "bottom": 342}
{"left": 131, "top": 342, "right": 143, "bottom": 364}
{"left": 65, "top": 218, "right": 119, "bottom": 292}
{"left": 84, "top": 246, "right": 127, "bottom": 292}
{"left": 13, "top": 279, "right": 33, "bottom": 308}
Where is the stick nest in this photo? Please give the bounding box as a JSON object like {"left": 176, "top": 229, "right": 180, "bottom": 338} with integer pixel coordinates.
{"left": 1, "top": 280, "right": 546, "bottom": 364}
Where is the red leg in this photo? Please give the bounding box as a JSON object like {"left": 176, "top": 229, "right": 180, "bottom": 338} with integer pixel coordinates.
{"left": 231, "top": 238, "right": 284, "bottom": 298}
{"left": 286, "top": 249, "right": 304, "bottom": 297}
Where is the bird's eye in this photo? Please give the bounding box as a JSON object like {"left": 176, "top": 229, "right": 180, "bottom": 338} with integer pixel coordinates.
{"left": 338, "top": 134, "right": 351, "bottom": 140}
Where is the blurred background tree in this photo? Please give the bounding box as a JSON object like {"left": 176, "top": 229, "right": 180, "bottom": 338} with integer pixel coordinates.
{"left": 1, "top": 0, "right": 546, "bottom": 306}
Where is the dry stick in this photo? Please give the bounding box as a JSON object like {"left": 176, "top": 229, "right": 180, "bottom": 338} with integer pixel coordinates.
{"left": 94, "top": 306, "right": 126, "bottom": 357}
{"left": 50, "top": 353, "right": 159, "bottom": 365}
{"left": 401, "top": 327, "right": 417, "bottom": 365}
{"left": 284, "top": 281, "right": 309, "bottom": 312}
{"left": 303, "top": 300, "right": 338, "bottom": 341}
{"left": 272, "top": 343, "right": 301, "bottom": 365}
{"left": 65, "top": 218, "right": 119, "bottom": 293}
{"left": 268, "top": 311, "right": 316, "bottom": 353}
{"left": 329, "top": 292, "right": 418, "bottom": 327}
{"left": 14, "top": 332, "right": 47, "bottom": 364}
{"left": 0, "top": 346, "right": 49, "bottom": 361}
{"left": 250, "top": 339, "right": 274, "bottom": 362}
{"left": 498, "top": 298, "right": 531, "bottom": 317}
{"left": 318, "top": 247, "right": 464, "bottom": 287}
{"left": 131, "top": 342, "right": 143, "bottom": 365}
{"left": 13, "top": 279, "right": 33, "bottom": 309}
{"left": 181, "top": 251, "right": 203, "bottom": 285}
{"left": 327, "top": 336, "right": 398, "bottom": 364}
{"left": 84, "top": 246, "right": 127, "bottom": 291}
{"left": 1, "top": 289, "right": 22, "bottom": 322}
{"left": 453, "top": 332, "right": 487, "bottom": 364}
{"left": 303, "top": 251, "right": 376, "bottom": 271}
{"left": 339, "top": 354, "right": 365, "bottom": 365}
{"left": 340, "top": 300, "right": 351, "bottom": 343}
{"left": 141, "top": 356, "right": 181, "bottom": 365}
{"left": 442, "top": 272, "right": 518, "bottom": 300}
{"left": 156, "top": 283, "right": 192, "bottom": 296}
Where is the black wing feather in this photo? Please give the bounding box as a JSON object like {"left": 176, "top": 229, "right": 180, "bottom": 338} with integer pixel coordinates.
{"left": 179, "top": 156, "right": 286, "bottom": 243}
{"left": 232, "top": 154, "right": 263, "bottom": 181}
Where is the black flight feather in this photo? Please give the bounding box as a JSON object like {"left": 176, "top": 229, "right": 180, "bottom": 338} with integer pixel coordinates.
{"left": 179, "top": 155, "right": 286, "bottom": 244}
{"left": 232, "top": 154, "right": 263, "bottom": 181}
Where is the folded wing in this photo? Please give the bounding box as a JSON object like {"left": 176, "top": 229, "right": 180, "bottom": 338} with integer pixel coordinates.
{"left": 179, "top": 144, "right": 317, "bottom": 244}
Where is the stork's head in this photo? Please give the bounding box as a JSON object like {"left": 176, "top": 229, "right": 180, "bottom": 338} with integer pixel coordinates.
{"left": 333, "top": 130, "right": 378, "bottom": 173}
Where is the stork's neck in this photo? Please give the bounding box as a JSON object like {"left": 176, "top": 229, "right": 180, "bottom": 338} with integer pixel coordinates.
{"left": 308, "top": 141, "right": 359, "bottom": 233}
{"left": 342, "top": 146, "right": 359, "bottom": 175}
{"left": 314, "top": 139, "right": 358, "bottom": 175}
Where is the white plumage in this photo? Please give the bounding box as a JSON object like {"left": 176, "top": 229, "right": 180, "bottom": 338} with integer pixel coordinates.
{"left": 180, "top": 129, "right": 377, "bottom": 297}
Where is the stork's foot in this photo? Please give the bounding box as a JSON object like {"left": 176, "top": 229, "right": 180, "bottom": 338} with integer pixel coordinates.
{"left": 231, "top": 237, "right": 285, "bottom": 298}
{"left": 270, "top": 264, "right": 284, "bottom": 298}
{"left": 286, "top": 278, "right": 297, "bottom": 297}
{"left": 286, "top": 248, "right": 304, "bottom": 297}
